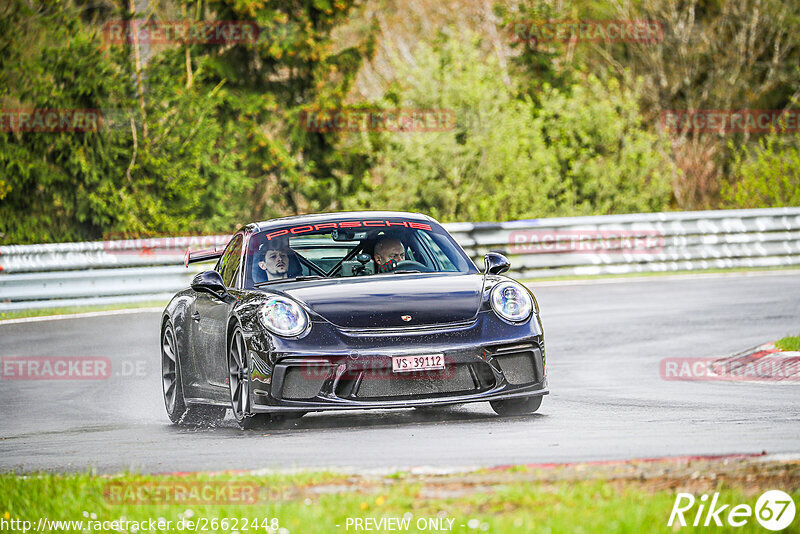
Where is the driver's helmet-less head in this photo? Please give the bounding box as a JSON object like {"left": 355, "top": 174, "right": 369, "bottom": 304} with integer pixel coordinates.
{"left": 373, "top": 236, "right": 405, "bottom": 264}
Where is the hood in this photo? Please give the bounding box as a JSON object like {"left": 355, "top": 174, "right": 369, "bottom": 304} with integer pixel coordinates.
{"left": 279, "top": 273, "right": 484, "bottom": 329}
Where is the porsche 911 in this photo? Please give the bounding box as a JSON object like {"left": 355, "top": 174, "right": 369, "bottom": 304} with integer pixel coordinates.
{"left": 161, "top": 211, "right": 548, "bottom": 428}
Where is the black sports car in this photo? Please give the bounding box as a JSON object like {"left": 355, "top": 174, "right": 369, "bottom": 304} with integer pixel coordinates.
{"left": 161, "top": 211, "right": 548, "bottom": 428}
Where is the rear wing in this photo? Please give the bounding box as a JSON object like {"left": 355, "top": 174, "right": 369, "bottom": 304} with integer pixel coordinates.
{"left": 184, "top": 247, "right": 224, "bottom": 267}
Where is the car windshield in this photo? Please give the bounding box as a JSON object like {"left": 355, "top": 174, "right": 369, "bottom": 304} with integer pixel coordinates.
{"left": 243, "top": 218, "right": 477, "bottom": 287}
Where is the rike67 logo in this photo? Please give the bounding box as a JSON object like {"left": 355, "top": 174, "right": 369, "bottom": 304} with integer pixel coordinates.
{"left": 669, "top": 490, "right": 796, "bottom": 531}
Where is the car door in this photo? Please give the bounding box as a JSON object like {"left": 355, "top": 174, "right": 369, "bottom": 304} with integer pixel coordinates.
{"left": 191, "top": 234, "right": 243, "bottom": 396}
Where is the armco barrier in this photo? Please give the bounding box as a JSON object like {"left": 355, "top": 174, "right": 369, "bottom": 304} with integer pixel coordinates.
{"left": 1, "top": 208, "right": 799, "bottom": 311}
{"left": 445, "top": 207, "right": 800, "bottom": 279}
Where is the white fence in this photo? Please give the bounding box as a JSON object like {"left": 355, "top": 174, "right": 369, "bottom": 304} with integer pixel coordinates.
{"left": 1, "top": 208, "right": 799, "bottom": 311}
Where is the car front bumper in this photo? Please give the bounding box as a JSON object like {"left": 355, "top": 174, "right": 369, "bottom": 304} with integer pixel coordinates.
{"left": 244, "top": 312, "right": 548, "bottom": 412}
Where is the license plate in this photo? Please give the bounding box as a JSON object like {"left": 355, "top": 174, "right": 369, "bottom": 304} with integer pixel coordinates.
{"left": 392, "top": 354, "right": 445, "bottom": 373}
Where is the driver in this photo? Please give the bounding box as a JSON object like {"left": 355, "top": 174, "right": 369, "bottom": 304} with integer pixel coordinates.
{"left": 373, "top": 237, "right": 406, "bottom": 273}
{"left": 258, "top": 239, "right": 291, "bottom": 281}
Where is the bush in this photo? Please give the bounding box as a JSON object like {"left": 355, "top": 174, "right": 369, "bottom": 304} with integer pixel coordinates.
{"left": 344, "top": 34, "right": 673, "bottom": 222}
{"left": 723, "top": 131, "right": 800, "bottom": 208}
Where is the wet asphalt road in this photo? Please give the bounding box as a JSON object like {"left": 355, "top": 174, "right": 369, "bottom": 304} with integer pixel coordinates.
{"left": 1, "top": 271, "right": 799, "bottom": 474}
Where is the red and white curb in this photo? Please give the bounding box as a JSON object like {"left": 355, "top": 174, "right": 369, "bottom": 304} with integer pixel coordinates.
{"left": 660, "top": 342, "right": 800, "bottom": 383}
{"left": 716, "top": 342, "right": 800, "bottom": 383}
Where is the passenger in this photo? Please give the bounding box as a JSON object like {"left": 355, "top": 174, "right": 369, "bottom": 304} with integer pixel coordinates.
{"left": 258, "top": 240, "right": 291, "bottom": 281}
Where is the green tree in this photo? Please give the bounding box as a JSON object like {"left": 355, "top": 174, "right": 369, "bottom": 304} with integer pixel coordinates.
{"left": 0, "top": 0, "right": 373, "bottom": 243}
{"left": 185, "top": 0, "right": 376, "bottom": 219}
{"left": 590, "top": 0, "right": 800, "bottom": 208}
{"left": 723, "top": 131, "right": 800, "bottom": 208}
{"left": 344, "top": 34, "right": 672, "bottom": 221}
{"left": 0, "top": 1, "right": 136, "bottom": 243}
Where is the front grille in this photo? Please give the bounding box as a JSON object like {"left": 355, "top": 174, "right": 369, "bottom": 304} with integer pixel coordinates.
{"left": 338, "top": 320, "right": 477, "bottom": 337}
{"left": 496, "top": 352, "right": 537, "bottom": 384}
{"left": 494, "top": 348, "right": 542, "bottom": 385}
{"left": 281, "top": 366, "right": 327, "bottom": 400}
{"left": 355, "top": 363, "right": 477, "bottom": 398}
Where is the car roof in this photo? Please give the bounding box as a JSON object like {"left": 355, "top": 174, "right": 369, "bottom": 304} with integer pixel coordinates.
{"left": 250, "top": 211, "right": 437, "bottom": 233}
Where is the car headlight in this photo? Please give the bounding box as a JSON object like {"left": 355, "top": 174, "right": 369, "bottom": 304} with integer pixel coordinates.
{"left": 259, "top": 296, "right": 309, "bottom": 337}
{"left": 490, "top": 281, "right": 533, "bottom": 322}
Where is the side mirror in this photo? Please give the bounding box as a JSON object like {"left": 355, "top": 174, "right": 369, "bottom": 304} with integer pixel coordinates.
{"left": 484, "top": 252, "right": 511, "bottom": 275}
{"left": 191, "top": 270, "right": 228, "bottom": 298}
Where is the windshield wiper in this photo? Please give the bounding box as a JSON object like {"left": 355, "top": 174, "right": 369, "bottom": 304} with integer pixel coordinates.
{"left": 255, "top": 275, "right": 326, "bottom": 287}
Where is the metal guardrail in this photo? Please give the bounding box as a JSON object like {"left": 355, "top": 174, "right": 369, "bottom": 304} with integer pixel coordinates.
{"left": 1, "top": 208, "right": 799, "bottom": 311}
{"left": 0, "top": 235, "right": 231, "bottom": 273}
{"left": 446, "top": 207, "right": 800, "bottom": 279}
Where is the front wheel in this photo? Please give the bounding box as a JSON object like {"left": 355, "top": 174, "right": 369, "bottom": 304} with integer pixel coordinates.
{"left": 490, "top": 396, "right": 543, "bottom": 416}
{"left": 228, "top": 326, "right": 269, "bottom": 429}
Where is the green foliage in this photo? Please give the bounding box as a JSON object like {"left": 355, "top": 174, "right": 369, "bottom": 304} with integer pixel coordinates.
{"left": 537, "top": 77, "right": 674, "bottom": 215}
{"left": 195, "top": 0, "right": 373, "bottom": 219}
{"left": 344, "top": 34, "right": 672, "bottom": 222}
{"left": 124, "top": 49, "right": 249, "bottom": 236}
{"left": 0, "top": 0, "right": 368, "bottom": 244}
{"left": 0, "top": 1, "right": 135, "bottom": 243}
{"left": 722, "top": 131, "right": 800, "bottom": 209}
{"left": 2, "top": 0, "right": 797, "bottom": 245}
{"left": 3, "top": 467, "right": 797, "bottom": 534}
{"left": 775, "top": 333, "right": 800, "bottom": 351}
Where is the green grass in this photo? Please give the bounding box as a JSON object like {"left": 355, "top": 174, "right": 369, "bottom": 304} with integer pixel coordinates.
{"left": 0, "top": 301, "right": 168, "bottom": 321}
{"left": 1, "top": 466, "right": 797, "bottom": 533}
{"left": 776, "top": 333, "right": 800, "bottom": 351}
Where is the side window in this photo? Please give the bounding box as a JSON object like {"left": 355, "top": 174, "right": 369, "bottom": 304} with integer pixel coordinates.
{"left": 417, "top": 231, "right": 457, "bottom": 271}
{"left": 218, "top": 235, "right": 243, "bottom": 287}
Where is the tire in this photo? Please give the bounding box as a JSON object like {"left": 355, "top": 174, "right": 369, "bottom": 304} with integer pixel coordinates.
{"left": 490, "top": 395, "right": 543, "bottom": 416}
{"left": 161, "top": 321, "right": 226, "bottom": 425}
{"left": 228, "top": 326, "right": 268, "bottom": 429}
